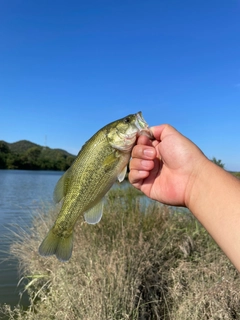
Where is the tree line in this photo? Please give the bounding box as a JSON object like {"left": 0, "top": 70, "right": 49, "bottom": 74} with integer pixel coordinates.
{"left": 0, "top": 140, "right": 76, "bottom": 171}
{"left": 1, "top": 140, "right": 239, "bottom": 179}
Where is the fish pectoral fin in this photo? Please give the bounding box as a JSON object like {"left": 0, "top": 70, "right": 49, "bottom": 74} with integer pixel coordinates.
{"left": 53, "top": 167, "right": 73, "bottom": 203}
{"left": 117, "top": 165, "right": 127, "bottom": 182}
{"left": 103, "top": 152, "right": 118, "bottom": 170}
{"left": 84, "top": 200, "right": 104, "bottom": 225}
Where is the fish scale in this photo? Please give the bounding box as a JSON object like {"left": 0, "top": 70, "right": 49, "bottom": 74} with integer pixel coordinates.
{"left": 39, "top": 111, "right": 151, "bottom": 261}
{"left": 57, "top": 145, "right": 126, "bottom": 230}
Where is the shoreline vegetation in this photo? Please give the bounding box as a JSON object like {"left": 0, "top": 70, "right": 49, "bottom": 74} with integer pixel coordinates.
{"left": 0, "top": 140, "right": 76, "bottom": 171}
{"left": 1, "top": 140, "right": 239, "bottom": 180}
{"left": 1, "top": 185, "right": 240, "bottom": 319}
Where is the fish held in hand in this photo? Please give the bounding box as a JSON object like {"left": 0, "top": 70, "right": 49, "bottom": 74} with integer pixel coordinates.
{"left": 38, "top": 111, "right": 151, "bottom": 262}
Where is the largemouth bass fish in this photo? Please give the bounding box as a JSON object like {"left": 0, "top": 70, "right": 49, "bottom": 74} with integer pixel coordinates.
{"left": 39, "top": 111, "right": 151, "bottom": 261}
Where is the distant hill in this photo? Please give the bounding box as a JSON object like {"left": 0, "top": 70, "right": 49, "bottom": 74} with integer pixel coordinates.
{"left": 6, "top": 140, "right": 42, "bottom": 154}
{"left": 3, "top": 140, "right": 74, "bottom": 157}
{"left": 0, "top": 140, "right": 76, "bottom": 171}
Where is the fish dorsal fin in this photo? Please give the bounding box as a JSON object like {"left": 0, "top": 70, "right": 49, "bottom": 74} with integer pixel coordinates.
{"left": 117, "top": 165, "right": 127, "bottom": 182}
{"left": 53, "top": 167, "right": 72, "bottom": 203}
{"left": 84, "top": 200, "right": 104, "bottom": 225}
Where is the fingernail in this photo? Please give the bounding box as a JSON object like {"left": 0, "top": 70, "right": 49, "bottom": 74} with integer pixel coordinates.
{"left": 141, "top": 160, "right": 150, "bottom": 168}
{"left": 143, "top": 148, "right": 155, "bottom": 157}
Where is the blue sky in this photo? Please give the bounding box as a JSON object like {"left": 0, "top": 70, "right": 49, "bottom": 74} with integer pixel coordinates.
{"left": 1, "top": 0, "right": 240, "bottom": 170}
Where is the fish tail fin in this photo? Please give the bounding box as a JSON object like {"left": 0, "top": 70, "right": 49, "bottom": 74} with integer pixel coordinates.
{"left": 38, "top": 228, "right": 73, "bottom": 262}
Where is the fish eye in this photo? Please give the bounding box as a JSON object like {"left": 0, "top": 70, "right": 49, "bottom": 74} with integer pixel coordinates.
{"left": 123, "top": 117, "right": 131, "bottom": 124}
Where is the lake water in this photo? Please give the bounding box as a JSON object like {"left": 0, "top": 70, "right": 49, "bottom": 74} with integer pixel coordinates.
{"left": 0, "top": 169, "right": 189, "bottom": 313}
{"left": 0, "top": 170, "right": 64, "bottom": 309}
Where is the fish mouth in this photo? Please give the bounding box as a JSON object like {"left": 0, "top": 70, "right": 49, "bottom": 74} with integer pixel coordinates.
{"left": 135, "top": 112, "right": 154, "bottom": 139}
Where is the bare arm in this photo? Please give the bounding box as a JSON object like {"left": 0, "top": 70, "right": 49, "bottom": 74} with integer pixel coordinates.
{"left": 186, "top": 159, "right": 240, "bottom": 270}
{"left": 129, "top": 124, "right": 240, "bottom": 270}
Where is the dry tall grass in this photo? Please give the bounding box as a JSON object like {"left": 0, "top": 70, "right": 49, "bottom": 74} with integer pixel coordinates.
{"left": 1, "top": 185, "right": 240, "bottom": 319}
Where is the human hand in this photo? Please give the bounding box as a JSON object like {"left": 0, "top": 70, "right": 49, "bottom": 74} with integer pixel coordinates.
{"left": 130, "top": 124, "right": 240, "bottom": 271}
{"left": 129, "top": 124, "right": 208, "bottom": 207}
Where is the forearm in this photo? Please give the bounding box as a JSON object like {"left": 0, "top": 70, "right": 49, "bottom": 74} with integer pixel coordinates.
{"left": 186, "top": 158, "right": 240, "bottom": 270}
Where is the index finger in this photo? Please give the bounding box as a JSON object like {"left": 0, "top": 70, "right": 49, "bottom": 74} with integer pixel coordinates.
{"left": 150, "top": 124, "right": 180, "bottom": 141}
{"left": 137, "top": 134, "right": 153, "bottom": 146}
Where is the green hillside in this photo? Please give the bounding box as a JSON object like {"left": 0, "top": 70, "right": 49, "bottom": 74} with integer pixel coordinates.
{"left": 0, "top": 140, "right": 76, "bottom": 171}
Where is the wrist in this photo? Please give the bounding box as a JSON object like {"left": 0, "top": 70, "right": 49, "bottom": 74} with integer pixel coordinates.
{"left": 184, "top": 155, "right": 211, "bottom": 210}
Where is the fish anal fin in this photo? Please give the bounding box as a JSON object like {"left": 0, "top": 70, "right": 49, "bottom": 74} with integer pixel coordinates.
{"left": 39, "top": 228, "right": 73, "bottom": 262}
{"left": 117, "top": 166, "right": 127, "bottom": 182}
{"left": 84, "top": 200, "right": 104, "bottom": 225}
